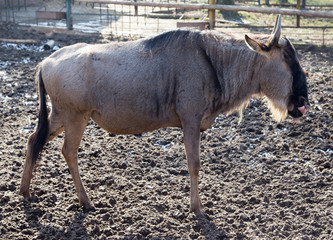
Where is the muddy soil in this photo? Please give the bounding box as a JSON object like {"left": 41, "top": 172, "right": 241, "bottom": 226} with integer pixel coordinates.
{"left": 0, "top": 23, "right": 332, "bottom": 239}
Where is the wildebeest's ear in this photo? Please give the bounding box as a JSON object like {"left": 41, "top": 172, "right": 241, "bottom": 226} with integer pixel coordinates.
{"left": 244, "top": 35, "right": 268, "bottom": 53}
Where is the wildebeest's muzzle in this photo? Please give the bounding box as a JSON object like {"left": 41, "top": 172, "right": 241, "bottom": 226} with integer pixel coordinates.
{"left": 288, "top": 95, "right": 309, "bottom": 118}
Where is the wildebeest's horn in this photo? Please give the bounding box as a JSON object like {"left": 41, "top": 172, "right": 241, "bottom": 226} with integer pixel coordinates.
{"left": 270, "top": 15, "right": 281, "bottom": 46}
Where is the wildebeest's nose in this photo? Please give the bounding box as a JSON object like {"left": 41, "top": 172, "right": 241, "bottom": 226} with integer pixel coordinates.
{"left": 297, "top": 106, "right": 307, "bottom": 115}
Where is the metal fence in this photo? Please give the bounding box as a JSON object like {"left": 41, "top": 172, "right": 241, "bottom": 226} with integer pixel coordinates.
{"left": 1, "top": 0, "right": 332, "bottom": 45}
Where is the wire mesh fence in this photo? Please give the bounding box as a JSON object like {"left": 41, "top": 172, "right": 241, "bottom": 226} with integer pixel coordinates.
{"left": 0, "top": 0, "right": 332, "bottom": 45}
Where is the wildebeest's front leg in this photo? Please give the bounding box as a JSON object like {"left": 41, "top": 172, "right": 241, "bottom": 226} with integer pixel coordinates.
{"left": 182, "top": 117, "right": 203, "bottom": 215}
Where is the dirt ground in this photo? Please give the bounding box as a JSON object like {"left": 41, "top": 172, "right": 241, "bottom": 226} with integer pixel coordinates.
{"left": 0, "top": 23, "right": 332, "bottom": 239}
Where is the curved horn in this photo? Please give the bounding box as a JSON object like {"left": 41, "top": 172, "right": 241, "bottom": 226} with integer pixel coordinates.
{"left": 270, "top": 15, "right": 282, "bottom": 46}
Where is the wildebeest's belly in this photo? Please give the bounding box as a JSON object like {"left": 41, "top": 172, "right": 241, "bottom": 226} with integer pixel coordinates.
{"left": 91, "top": 108, "right": 182, "bottom": 134}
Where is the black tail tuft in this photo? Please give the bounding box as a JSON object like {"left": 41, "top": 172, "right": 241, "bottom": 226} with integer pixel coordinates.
{"left": 31, "top": 69, "right": 49, "bottom": 164}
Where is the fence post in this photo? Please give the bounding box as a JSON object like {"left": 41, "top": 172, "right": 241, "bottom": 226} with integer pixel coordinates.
{"left": 66, "top": 0, "right": 73, "bottom": 30}
{"left": 296, "top": 0, "right": 301, "bottom": 27}
{"left": 134, "top": 0, "right": 138, "bottom": 16}
{"left": 208, "top": 0, "right": 216, "bottom": 29}
{"left": 5, "top": 0, "right": 10, "bottom": 22}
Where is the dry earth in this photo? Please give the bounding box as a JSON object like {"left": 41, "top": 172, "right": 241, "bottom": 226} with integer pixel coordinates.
{"left": 0, "top": 23, "right": 332, "bottom": 239}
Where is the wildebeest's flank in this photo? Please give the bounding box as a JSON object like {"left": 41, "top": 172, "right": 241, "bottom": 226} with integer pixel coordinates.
{"left": 20, "top": 15, "right": 309, "bottom": 215}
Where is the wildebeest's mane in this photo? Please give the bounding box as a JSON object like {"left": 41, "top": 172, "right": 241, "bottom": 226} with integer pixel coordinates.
{"left": 143, "top": 29, "right": 204, "bottom": 51}
{"left": 143, "top": 29, "right": 258, "bottom": 54}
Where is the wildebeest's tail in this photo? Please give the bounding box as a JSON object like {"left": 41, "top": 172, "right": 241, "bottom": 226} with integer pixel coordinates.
{"left": 29, "top": 67, "right": 49, "bottom": 165}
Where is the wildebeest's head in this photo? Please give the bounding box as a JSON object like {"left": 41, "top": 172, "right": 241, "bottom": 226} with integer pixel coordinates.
{"left": 244, "top": 15, "right": 309, "bottom": 122}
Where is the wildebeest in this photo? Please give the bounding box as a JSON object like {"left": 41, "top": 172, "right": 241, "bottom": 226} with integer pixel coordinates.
{"left": 20, "top": 15, "right": 309, "bottom": 215}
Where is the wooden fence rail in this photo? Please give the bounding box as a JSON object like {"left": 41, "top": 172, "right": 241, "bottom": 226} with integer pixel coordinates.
{"left": 77, "top": 0, "right": 333, "bottom": 18}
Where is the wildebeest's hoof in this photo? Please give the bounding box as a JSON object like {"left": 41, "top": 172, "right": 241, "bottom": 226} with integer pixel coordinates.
{"left": 195, "top": 211, "right": 207, "bottom": 219}
{"left": 83, "top": 203, "right": 96, "bottom": 212}
{"left": 20, "top": 189, "right": 31, "bottom": 199}
{"left": 20, "top": 193, "right": 38, "bottom": 204}
{"left": 190, "top": 203, "right": 204, "bottom": 216}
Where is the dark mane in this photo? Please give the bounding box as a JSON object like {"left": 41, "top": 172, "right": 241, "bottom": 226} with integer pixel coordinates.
{"left": 143, "top": 29, "right": 253, "bottom": 54}
{"left": 143, "top": 29, "right": 203, "bottom": 51}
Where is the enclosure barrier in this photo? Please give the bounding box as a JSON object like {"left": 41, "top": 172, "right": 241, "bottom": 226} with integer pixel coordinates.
{"left": 1, "top": 0, "right": 332, "bottom": 45}
{"left": 74, "top": 0, "right": 333, "bottom": 35}
{"left": 76, "top": 0, "right": 333, "bottom": 19}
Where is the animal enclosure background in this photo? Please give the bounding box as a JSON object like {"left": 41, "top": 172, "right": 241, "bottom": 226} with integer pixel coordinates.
{"left": 0, "top": 2, "right": 333, "bottom": 239}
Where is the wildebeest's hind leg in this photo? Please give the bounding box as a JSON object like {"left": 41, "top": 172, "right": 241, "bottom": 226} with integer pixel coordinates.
{"left": 46, "top": 109, "right": 65, "bottom": 143}
{"left": 182, "top": 117, "right": 203, "bottom": 215}
{"left": 20, "top": 108, "right": 64, "bottom": 198}
{"left": 61, "top": 113, "right": 93, "bottom": 210}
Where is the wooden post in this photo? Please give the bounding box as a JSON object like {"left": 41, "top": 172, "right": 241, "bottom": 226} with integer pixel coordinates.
{"left": 5, "top": 0, "right": 10, "bottom": 22}
{"left": 208, "top": 0, "right": 216, "bottom": 29}
{"left": 134, "top": 0, "right": 138, "bottom": 16}
{"left": 66, "top": 0, "right": 73, "bottom": 30}
{"left": 296, "top": 0, "right": 301, "bottom": 27}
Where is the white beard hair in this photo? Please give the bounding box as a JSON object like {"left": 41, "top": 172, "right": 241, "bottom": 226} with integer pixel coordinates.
{"left": 266, "top": 98, "right": 288, "bottom": 122}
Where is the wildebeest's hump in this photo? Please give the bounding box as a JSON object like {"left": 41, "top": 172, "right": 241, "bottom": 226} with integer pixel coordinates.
{"left": 143, "top": 29, "right": 203, "bottom": 51}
